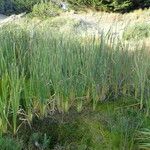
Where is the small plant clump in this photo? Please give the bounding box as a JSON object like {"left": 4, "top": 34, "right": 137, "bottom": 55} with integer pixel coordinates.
{"left": 32, "top": 1, "right": 63, "bottom": 18}
{"left": 0, "top": 136, "right": 22, "bottom": 150}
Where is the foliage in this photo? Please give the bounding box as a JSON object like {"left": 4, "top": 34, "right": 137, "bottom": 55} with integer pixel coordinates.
{"left": 28, "top": 132, "right": 50, "bottom": 150}
{"left": 32, "top": 2, "right": 62, "bottom": 18}
{"left": 0, "top": 0, "right": 150, "bottom": 14}
{"left": 123, "top": 23, "right": 150, "bottom": 40}
{"left": 0, "top": 137, "right": 22, "bottom": 150}
{"left": 0, "top": 0, "right": 11, "bottom": 14}
{"left": 12, "top": 0, "right": 41, "bottom": 12}
{"left": 0, "top": 0, "right": 40, "bottom": 14}
{"left": 68, "top": 0, "right": 150, "bottom": 12}
{"left": 136, "top": 128, "right": 150, "bottom": 149}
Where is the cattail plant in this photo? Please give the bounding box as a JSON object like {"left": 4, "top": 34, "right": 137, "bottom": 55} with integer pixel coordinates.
{"left": 0, "top": 21, "right": 150, "bottom": 134}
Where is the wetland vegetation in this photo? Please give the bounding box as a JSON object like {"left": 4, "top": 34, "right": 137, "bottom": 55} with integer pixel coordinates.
{"left": 0, "top": 0, "right": 150, "bottom": 149}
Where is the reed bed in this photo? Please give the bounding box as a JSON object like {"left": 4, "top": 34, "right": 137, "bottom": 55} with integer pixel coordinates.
{"left": 0, "top": 23, "right": 150, "bottom": 134}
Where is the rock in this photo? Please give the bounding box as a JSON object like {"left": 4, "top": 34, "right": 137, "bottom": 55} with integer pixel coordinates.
{"left": 50, "top": 0, "right": 69, "bottom": 11}
{"left": 60, "top": 2, "right": 69, "bottom": 11}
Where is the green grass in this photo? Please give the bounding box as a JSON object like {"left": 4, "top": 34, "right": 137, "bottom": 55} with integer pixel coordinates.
{"left": 123, "top": 23, "right": 150, "bottom": 40}
{"left": 31, "top": 1, "right": 62, "bottom": 18}
{"left": 0, "top": 136, "right": 22, "bottom": 150}
{"left": 0, "top": 21, "right": 150, "bottom": 138}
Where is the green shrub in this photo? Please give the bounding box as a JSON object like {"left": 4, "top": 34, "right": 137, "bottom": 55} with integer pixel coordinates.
{"left": 109, "top": 0, "right": 132, "bottom": 11}
{"left": 0, "top": 0, "right": 12, "bottom": 14}
{"left": 67, "top": 0, "right": 150, "bottom": 12}
{"left": 123, "top": 23, "right": 150, "bottom": 40}
{"left": 32, "top": 2, "right": 62, "bottom": 18}
{"left": 12, "top": 0, "right": 40, "bottom": 12}
{"left": 0, "top": 0, "right": 40, "bottom": 14}
{"left": 0, "top": 0, "right": 4, "bottom": 8}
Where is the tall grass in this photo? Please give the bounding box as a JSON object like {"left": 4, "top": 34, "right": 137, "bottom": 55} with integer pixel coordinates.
{"left": 0, "top": 23, "right": 150, "bottom": 134}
